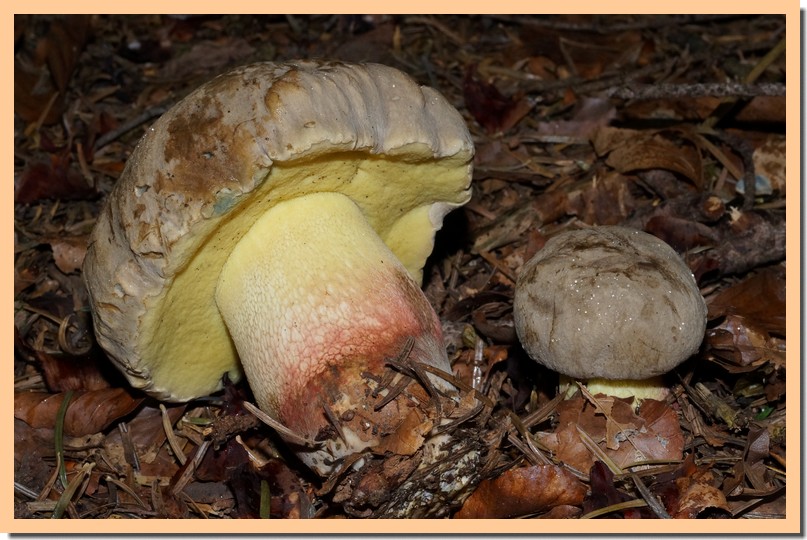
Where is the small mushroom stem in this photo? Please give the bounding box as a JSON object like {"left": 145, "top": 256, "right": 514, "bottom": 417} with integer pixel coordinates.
{"left": 559, "top": 375, "right": 671, "bottom": 404}
{"left": 215, "top": 192, "right": 452, "bottom": 474}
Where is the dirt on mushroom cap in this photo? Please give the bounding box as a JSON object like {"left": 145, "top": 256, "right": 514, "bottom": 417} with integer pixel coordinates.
{"left": 83, "top": 60, "right": 474, "bottom": 402}
{"left": 513, "top": 226, "right": 707, "bottom": 381}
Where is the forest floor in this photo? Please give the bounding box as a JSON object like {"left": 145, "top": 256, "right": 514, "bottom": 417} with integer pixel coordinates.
{"left": 13, "top": 14, "right": 790, "bottom": 523}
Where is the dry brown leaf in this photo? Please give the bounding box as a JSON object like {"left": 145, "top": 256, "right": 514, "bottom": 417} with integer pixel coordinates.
{"left": 15, "top": 155, "right": 95, "bottom": 203}
{"left": 373, "top": 406, "right": 432, "bottom": 456}
{"left": 735, "top": 96, "right": 787, "bottom": 124}
{"left": 644, "top": 215, "right": 720, "bottom": 253}
{"left": 464, "top": 64, "right": 534, "bottom": 135}
{"left": 537, "top": 396, "right": 683, "bottom": 473}
{"left": 534, "top": 96, "right": 616, "bottom": 141}
{"left": 708, "top": 266, "right": 786, "bottom": 337}
{"left": 593, "top": 127, "right": 704, "bottom": 188}
{"left": 705, "top": 314, "right": 774, "bottom": 370}
{"left": 158, "top": 38, "right": 256, "bottom": 81}
{"left": 102, "top": 403, "right": 186, "bottom": 476}
{"left": 566, "top": 170, "right": 635, "bottom": 225}
{"left": 454, "top": 464, "right": 587, "bottom": 518}
{"left": 14, "top": 388, "right": 143, "bottom": 437}
{"left": 673, "top": 469, "right": 730, "bottom": 518}
{"left": 36, "top": 349, "right": 112, "bottom": 393}
{"left": 49, "top": 236, "right": 88, "bottom": 274}
{"left": 14, "top": 15, "right": 90, "bottom": 124}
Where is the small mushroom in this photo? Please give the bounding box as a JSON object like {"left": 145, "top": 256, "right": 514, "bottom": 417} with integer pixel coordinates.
{"left": 513, "top": 226, "right": 707, "bottom": 402}
{"left": 83, "top": 60, "right": 474, "bottom": 475}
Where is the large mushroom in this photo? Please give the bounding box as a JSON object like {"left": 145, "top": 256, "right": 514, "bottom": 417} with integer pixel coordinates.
{"left": 513, "top": 226, "right": 707, "bottom": 403}
{"left": 83, "top": 60, "right": 474, "bottom": 482}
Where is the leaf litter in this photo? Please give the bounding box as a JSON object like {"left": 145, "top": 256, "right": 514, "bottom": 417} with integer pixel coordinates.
{"left": 14, "top": 14, "right": 788, "bottom": 520}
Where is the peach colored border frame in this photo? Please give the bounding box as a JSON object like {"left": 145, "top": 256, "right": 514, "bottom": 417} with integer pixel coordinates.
{"left": 4, "top": 3, "right": 801, "bottom": 535}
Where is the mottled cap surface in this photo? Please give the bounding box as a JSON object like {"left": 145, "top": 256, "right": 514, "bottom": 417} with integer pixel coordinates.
{"left": 83, "top": 60, "right": 473, "bottom": 401}
{"left": 514, "top": 226, "right": 707, "bottom": 380}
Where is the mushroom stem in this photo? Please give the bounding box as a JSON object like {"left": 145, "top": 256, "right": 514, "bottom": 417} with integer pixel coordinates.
{"left": 215, "top": 191, "right": 452, "bottom": 474}
{"left": 559, "top": 375, "right": 670, "bottom": 404}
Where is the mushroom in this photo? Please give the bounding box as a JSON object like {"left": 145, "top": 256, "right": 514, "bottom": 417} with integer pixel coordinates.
{"left": 513, "top": 226, "right": 707, "bottom": 402}
{"left": 83, "top": 60, "right": 474, "bottom": 476}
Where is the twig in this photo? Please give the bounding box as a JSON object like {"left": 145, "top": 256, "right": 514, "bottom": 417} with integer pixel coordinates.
{"left": 605, "top": 82, "right": 785, "bottom": 100}
{"left": 93, "top": 104, "right": 169, "bottom": 151}
{"left": 159, "top": 404, "right": 187, "bottom": 466}
{"left": 520, "top": 393, "right": 565, "bottom": 429}
{"left": 575, "top": 425, "right": 623, "bottom": 476}
{"left": 580, "top": 499, "right": 649, "bottom": 519}
{"left": 373, "top": 373, "right": 410, "bottom": 412}
{"left": 493, "top": 14, "right": 747, "bottom": 34}
{"left": 170, "top": 440, "right": 211, "bottom": 497}
{"left": 524, "top": 36, "right": 783, "bottom": 99}
{"left": 54, "top": 390, "right": 74, "bottom": 489}
{"left": 242, "top": 401, "right": 321, "bottom": 448}
{"left": 405, "top": 16, "right": 466, "bottom": 47}
{"left": 701, "top": 36, "right": 786, "bottom": 129}
{"left": 319, "top": 397, "right": 347, "bottom": 445}
{"left": 630, "top": 473, "right": 672, "bottom": 519}
{"left": 52, "top": 462, "right": 94, "bottom": 519}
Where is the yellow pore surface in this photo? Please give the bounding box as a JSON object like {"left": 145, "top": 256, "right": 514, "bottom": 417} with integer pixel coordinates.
{"left": 137, "top": 152, "right": 469, "bottom": 401}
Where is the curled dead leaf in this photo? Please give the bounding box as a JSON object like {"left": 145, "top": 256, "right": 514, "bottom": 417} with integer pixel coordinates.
{"left": 454, "top": 464, "right": 587, "bottom": 518}
{"left": 593, "top": 127, "right": 704, "bottom": 188}
{"left": 536, "top": 396, "right": 684, "bottom": 474}
{"left": 566, "top": 171, "right": 635, "bottom": 225}
{"left": 50, "top": 236, "right": 88, "bottom": 274}
{"left": 14, "top": 388, "right": 143, "bottom": 437}
{"left": 464, "top": 64, "right": 534, "bottom": 135}
{"left": 707, "top": 266, "right": 786, "bottom": 337}
{"left": 673, "top": 471, "right": 730, "bottom": 518}
{"left": 705, "top": 314, "right": 774, "bottom": 370}
{"left": 373, "top": 407, "right": 432, "bottom": 456}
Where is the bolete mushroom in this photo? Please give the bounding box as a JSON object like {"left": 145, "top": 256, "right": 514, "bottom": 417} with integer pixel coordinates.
{"left": 513, "top": 226, "right": 707, "bottom": 402}
{"left": 83, "top": 60, "right": 474, "bottom": 477}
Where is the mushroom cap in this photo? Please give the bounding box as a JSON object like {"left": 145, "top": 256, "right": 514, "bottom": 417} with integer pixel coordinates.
{"left": 513, "top": 226, "right": 707, "bottom": 381}
{"left": 83, "top": 60, "right": 474, "bottom": 402}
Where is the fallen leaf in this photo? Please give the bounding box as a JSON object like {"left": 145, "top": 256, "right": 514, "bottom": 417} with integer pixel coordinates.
{"left": 464, "top": 64, "right": 533, "bottom": 135}
{"left": 705, "top": 314, "right": 774, "bottom": 370}
{"left": 689, "top": 209, "right": 785, "bottom": 281}
{"left": 644, "top": 215, "right": 720, "bottom": 253}
{"left": 14, "top": 15, "right": 90, "bottom": 124}
{"left": 746, "top": 134, "right": 786, "bottom": 196}
{"left": 566, "top": 170, "right": 635, "bottom": 225}
{"left": 373, "top": 406, "right": 432, "bottom": 456}
{"left": 332, "top": 22, "right": 396, "bottom": 64}
{"left": 102, "top": 403, "right": 186, "bottom": 483}
{"left": 537, "top": 396, "right": 684, "bottom": 473}
{"left": 14, "top": 388, "right": 143, "bottom": 437}
{"left": 735, "top": 96, "right": 786, "bottom": 124}
{"left": 49, "top": 236, "right": 89, "bottom": 274}
{"left": 672, "top": 468, "right": 730, "bottom": 518}
{"left": 534, "top": 96, "right": 616, "bottom": 141}
{"left": 36, "top": 349, "right": 114, "bottom": 392}
{"left": 15, "top": 155, "right": 95, "bottom": 203}
{"left": 158, "top": 38, "right": 256, "bottom": 81}
{"left": 593, "top": 127, "right": 704, "bottom": 188}
{"left": 708, "top": 266, "right": 786, "bottom": 337}
{"left": 454, "top": 464, "right": 587, "bottom": 518}
{"left": 584, "top": 461, "right": 643, "bottom": 518}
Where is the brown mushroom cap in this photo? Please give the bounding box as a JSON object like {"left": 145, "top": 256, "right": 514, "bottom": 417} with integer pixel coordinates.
{"left": 83, "top": 60, "right": 473, "bottom": 402}
{"left": 513, "top": 226, "right": 707, "bottom": 381}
